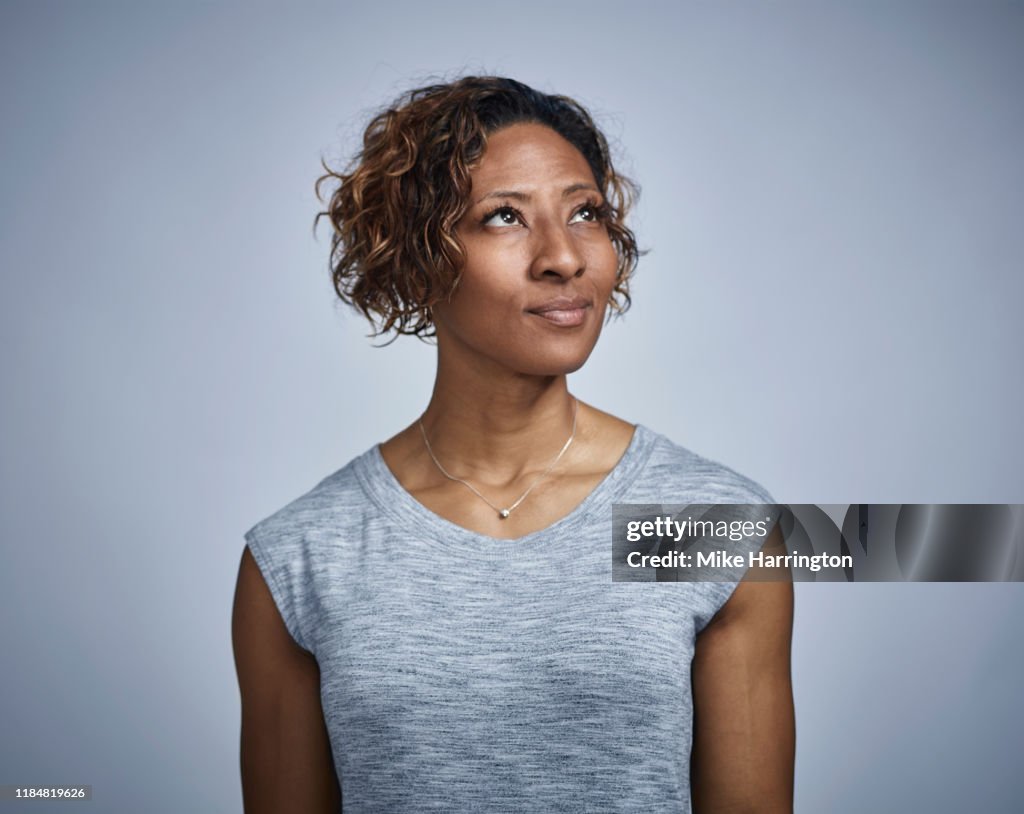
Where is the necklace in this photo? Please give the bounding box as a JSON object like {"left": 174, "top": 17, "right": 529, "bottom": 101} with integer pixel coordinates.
{"left": 417, "top": 397, "right": 579, "bottom": 520}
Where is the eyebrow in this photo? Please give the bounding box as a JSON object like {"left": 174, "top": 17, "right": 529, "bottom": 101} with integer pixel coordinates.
{"left": 472, "top": 182, "right": 600, "bottom": 206}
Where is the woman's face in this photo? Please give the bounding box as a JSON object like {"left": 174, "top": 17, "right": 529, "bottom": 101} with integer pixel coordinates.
{"left": 431, "top": 122, "right": 620, "bottom": 378}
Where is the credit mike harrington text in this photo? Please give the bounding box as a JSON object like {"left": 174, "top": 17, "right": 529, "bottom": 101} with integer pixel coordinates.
{"left": 620, "top": 510, "right": 849, "bottom": 575}
{"left": 625, "top": 540, "right": 849, "bottom": 574}
{"left": 610, "top": 504, "right": 1024, "bottom": 583}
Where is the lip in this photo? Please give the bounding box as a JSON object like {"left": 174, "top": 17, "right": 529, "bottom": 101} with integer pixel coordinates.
{"left": 526, "top": 295, "right": 592, "bottom": 313}
{"left": 525, "top": 296, "right": 593, "bottom": 328}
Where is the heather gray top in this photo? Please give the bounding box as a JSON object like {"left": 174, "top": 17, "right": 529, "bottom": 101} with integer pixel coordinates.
{"left": 244, "top": 423, "right": 774, "bottom": 813}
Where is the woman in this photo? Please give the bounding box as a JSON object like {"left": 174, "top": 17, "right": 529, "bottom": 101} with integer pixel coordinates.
{"left": 232, "top": 76, "right": 795, "bottom": 813}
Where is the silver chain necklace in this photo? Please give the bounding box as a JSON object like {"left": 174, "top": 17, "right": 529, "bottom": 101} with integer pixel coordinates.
{"left": 417, "top": 396, "right": 579, "bottom": 520}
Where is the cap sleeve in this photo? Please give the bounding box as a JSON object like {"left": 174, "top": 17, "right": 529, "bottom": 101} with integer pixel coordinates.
{"left": 244, "top": 525, "right": 314, "bottom": 654}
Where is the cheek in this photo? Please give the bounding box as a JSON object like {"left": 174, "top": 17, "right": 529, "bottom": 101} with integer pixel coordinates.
{"left": 449, "top": 282, "right": 518, "bottom": 336}
{"left": 457, "top": 271, "right": 514, "bottom": 306}
{"left": 436, "top": 266, "right": 522, "bottom": 342}
{"left": 588, "top": 239, "right": 620, "bottom": 292}
{"left": 452, "top": 244, "right": 525, "bottom": 307}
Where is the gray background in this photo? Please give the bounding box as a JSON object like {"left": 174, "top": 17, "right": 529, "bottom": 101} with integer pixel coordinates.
{"left": 2, "top": 1, "right": 1022, "bottom": 811}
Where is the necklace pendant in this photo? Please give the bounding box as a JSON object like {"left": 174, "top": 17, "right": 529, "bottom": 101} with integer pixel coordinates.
{"left": 498, "top": 509, "right": 510, "bottom": 519}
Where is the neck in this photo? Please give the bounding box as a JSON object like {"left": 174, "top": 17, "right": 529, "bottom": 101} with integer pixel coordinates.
{"left": 417, "top": 356, "right": 579, "bottom": 486}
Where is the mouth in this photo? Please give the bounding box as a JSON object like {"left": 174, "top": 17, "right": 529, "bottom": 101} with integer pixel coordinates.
{"left": 525, "top": 296, "right": 593, "bottom": 328}
{"left": 527, "top": 306, "right": 590, "bottom": 327}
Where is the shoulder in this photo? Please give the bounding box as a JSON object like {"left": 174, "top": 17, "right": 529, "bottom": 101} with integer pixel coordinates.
{"left": 246, "top": 454, "right": 366, "bottom": 545}
{"left": 243, "top": 445, "right": 382, "bottom": 580}
{"left": 629, "top": 425, "right": 775, "bottom": 505}
{"left": 241, "top": 448, "right": 379, "bottom": 653}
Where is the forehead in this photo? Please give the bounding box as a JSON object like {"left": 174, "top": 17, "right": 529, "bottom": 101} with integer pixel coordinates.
{"left": 470, "top": 123, "right": 596, "bottom": 191}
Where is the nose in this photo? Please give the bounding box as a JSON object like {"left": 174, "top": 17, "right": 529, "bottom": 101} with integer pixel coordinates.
{"left": 529, "top": 219, "right": 585, "bottom": 281}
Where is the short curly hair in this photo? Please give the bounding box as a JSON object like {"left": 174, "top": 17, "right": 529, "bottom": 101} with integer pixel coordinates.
{"left": 314, "top": 76, "right": 641, "bottom": 341}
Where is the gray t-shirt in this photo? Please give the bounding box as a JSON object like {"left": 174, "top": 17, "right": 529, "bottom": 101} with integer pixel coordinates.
{"left": 244, "top": 423, "right": 774, "bottom": 813}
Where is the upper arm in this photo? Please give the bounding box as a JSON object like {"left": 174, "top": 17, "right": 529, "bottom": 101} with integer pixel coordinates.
{"left": 690, "top": 527, "right": 795, "bottom": 813}
{"left": 231, "top": 546, "right": 341, "bottom": 814}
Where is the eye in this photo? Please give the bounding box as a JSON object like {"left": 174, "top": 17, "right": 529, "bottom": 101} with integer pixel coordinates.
{"left": 569, "top": 200, "right": 606, "bottom": 224}
{"left": 481, "top": 205, "right": 523, "bottom": 228}
{"left": 570, "top": 206, "right": 596, "bottom": 223}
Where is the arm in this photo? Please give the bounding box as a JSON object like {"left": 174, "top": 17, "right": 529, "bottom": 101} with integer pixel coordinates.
{"left": 690, "top": 527, "right": 795, "bottom": 813}
{"left": 231, "top": 547, "right": 341, "bottom": 814}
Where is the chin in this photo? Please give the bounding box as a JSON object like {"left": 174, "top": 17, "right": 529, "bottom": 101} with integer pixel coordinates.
{"left": 514, "top": 345, "right": 595, "bottom": 377}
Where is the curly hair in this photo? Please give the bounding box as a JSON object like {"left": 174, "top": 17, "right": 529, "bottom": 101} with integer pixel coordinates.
{"left": 314, "top": 76, "right": 641, "bottom": 342}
